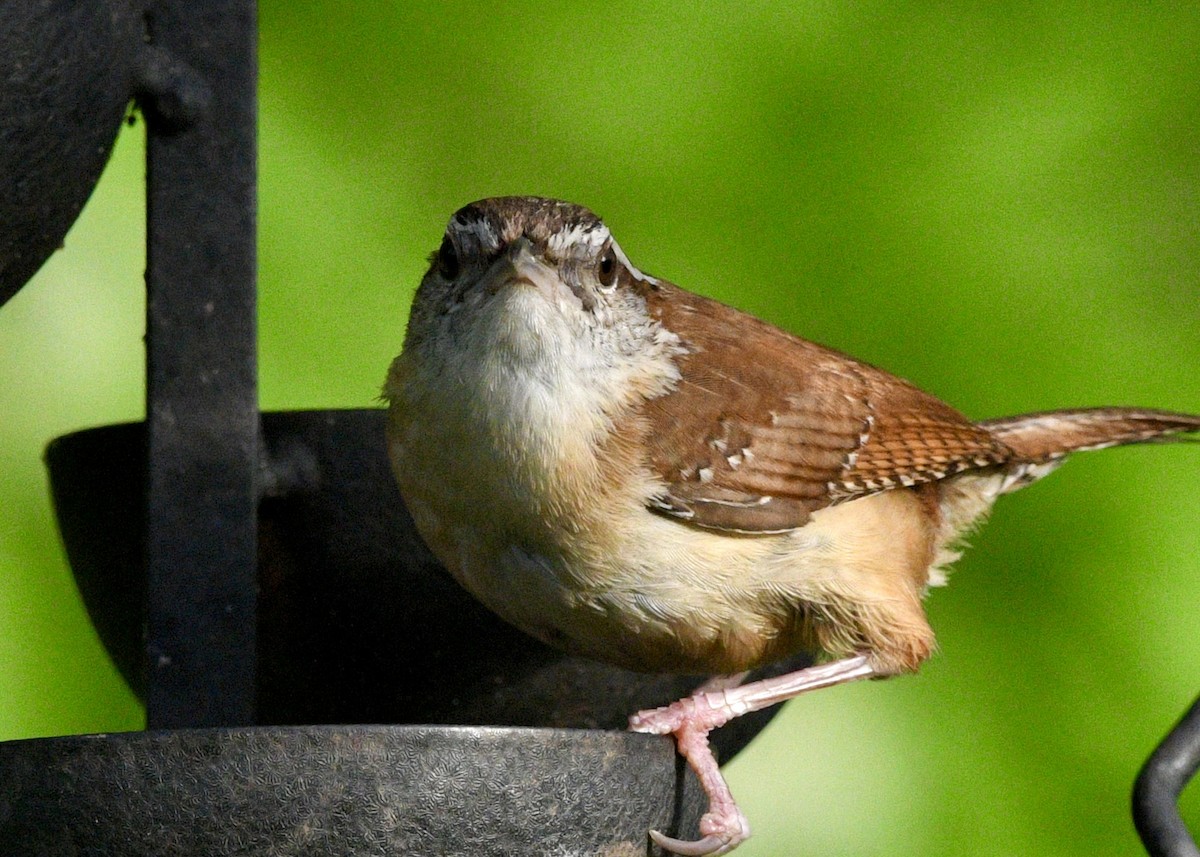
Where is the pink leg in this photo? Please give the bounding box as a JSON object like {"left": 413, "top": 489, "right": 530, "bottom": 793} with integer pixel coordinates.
{"left": 629, "top": 655, "right": 877, "bottom": 856}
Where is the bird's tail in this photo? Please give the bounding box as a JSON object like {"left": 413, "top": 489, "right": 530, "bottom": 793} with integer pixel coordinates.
{"left": 978, "top": 407, "right": 1200, "bottom": 462}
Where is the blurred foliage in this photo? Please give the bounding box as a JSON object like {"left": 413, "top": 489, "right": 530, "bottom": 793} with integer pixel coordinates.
{"left": 2, "top": 3, "right": 1199, "bottom": 855}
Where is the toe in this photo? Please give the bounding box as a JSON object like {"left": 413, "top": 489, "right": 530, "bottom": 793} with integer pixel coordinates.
{"left": 648, "top": 810, "right": 750, "bottom": 856}
{"left": 649, "top": 828, "right": 736, "bottom": 856}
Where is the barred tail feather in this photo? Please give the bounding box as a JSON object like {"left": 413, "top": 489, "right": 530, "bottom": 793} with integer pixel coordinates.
{"left": 979, "top": 407, "right": 1200, "bottom": 462}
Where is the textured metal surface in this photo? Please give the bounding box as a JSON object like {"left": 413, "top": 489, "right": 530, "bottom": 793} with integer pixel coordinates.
{"left": 1134, "top": 694, "right": 1200, "bottom": 857}
{"left": 0, "top": 726, "right": 705, "bottom": 856}
{"left": 46, "top": 409, "right": 800, "bottom": 761}
{"left": 0, "top": 0, "right": 140, "bottom": 304}
{"left": 141, "top": 0, "right": 260, "bottom": 728}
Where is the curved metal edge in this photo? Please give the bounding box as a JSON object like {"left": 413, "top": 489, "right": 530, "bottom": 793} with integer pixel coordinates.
{"left": 0, "top": 0, "right": 142, "bottom": 305}
{"left": 1133, "top": 693, "right": 1200, "bottom": 857}
{"left": 0, "top": 724, "right": 705, "bottom": 857}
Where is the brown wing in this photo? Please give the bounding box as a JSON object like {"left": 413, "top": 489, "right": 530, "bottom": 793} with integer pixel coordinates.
{"left": 638, "top": 282, "right": 1014, "bottom": 533}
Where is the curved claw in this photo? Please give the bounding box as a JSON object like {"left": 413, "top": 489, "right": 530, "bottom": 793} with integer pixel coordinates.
{"left": 649, "top": 809, "right": 750, "bottom": 857}
{"left": 649, "top": 828, "right": 742, "bottom": 857}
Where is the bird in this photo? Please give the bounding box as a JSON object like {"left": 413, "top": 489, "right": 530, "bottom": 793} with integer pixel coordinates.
{"left": 383, "top": 195, "right": 1199, "bottom": 855}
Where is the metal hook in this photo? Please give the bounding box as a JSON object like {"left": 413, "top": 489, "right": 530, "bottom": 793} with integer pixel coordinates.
{"left": 1134, "top": 693, "right": 1200, "bottom": 857}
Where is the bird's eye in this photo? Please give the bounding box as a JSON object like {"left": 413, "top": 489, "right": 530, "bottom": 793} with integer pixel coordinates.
{"left": 596, "top": 247, "right": 618, "bottom": 292}
{"left": 437, "top": 236, "right": 460, "bottom": 281}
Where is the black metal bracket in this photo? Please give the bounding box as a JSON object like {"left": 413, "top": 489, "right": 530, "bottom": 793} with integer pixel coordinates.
{"left": 140, "top": 0, "right": 259, "bottom": 729}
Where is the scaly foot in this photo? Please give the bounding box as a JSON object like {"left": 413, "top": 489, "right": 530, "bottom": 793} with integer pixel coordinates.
{"left": 630, "top": 656, "right": 878, "bottom": 855}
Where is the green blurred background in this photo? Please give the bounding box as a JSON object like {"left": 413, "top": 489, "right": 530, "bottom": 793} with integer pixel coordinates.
{"left": 2, "top": 3, "right": 1198, "bottom": 855}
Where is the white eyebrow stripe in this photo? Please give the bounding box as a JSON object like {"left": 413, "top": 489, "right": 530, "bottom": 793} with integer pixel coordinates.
{"left": 451, "top": 211, "right": 658, "bottom": 286}
{"left": 547, "top": 222, "right": 610, "bottom": 255}
{"left": 612, "top": 242, "right": 657, "bottom": 285}
{"left": 450, "top": 217, "right": 499, "bottom": 248}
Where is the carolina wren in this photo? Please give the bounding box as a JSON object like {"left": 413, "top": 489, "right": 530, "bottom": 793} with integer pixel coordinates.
{"left": 384, "top": 196, "right": 1200, "bottom": 855}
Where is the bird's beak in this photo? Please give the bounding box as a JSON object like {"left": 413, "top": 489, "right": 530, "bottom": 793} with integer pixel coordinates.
{"left": 480, "top": 237, "right": 561, "bottom": 300}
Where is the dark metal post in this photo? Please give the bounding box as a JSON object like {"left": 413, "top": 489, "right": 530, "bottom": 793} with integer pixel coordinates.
{"left": 142, "top": 1, "right": 259, "bottom": 728}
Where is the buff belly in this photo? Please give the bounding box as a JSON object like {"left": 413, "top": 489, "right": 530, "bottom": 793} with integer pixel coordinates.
{"left": 401, "top": 472, "right": 950, "bottom": 676}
